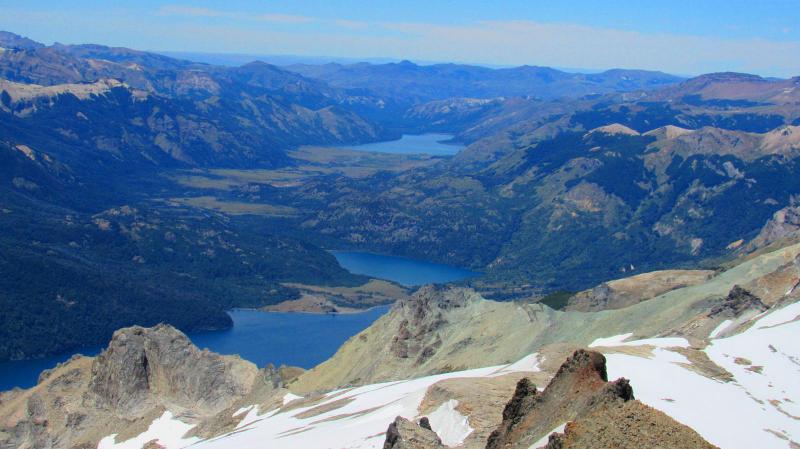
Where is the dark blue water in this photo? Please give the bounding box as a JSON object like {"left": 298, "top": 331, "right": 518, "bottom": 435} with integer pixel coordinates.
{"left": 332, "top": 251, "right": 480, "bottom": 286}
{"left": 0, "top": 307, "right": 388, "bottom": 391}
{"left": 190, "top": 307, "right": 388, "bottom": 369}
{"left": 339, "top": 133, "right": 465, "bottom": 155}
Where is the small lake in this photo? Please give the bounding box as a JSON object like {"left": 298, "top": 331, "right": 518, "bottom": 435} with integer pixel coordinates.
{"left": 331, "top": 251, "right": 480, "bottom": 286}
{"left": 0, "top": 307, "right": 388, "bottom": 391}
{"left": 340, "top": 133, "right": 465, "bottom": 155}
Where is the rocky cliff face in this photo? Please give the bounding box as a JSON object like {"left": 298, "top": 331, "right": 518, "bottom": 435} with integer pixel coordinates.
{"left": 708, "top": 285, "right": 768, "bottom": 319}
{"left": 383, "top": 416, "right": 444, "bottom": 449}
{"left": 485, "top": 350, "right": 633, "bottom": 449}
{"left": 484, "top": 350, "right": 715, "bottom": 449}
{"left": 389, "top": 285, "right": 474, "bottom": 365}
{"left": 87, "top": 324, "right": 259, "bottom": 419}
{"left": 0, "top": 324, "right": 291, "bottom": 449}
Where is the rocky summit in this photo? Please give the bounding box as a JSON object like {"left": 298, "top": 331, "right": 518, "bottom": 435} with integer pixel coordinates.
{"left": 0, "top": 324, "right": 296, "bottom": 449}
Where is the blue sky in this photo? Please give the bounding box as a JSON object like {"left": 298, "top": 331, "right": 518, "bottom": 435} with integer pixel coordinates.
{"left": 2, "top": 0, "right": 799, "bottom": 76}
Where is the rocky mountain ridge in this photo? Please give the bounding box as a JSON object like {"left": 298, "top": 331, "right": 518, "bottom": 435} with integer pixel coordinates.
{"left": 293, "top": 240, "right": 800, "bottom": 392}
{"left": 0, "top": 324, "right": 297, "bottom": 449}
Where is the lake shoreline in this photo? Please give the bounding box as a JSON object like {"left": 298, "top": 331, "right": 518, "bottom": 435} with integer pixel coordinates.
{"left": 330, "top": 250, "right": 481, "bottom": 287}
{"left": 327, "top": 133, "right": 466, "bottom": 155}
{"left": 246, "top": 303, "right": 394, "bottom": 315}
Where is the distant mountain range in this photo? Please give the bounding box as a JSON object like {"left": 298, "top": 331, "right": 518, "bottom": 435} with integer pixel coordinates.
{"left": 286, "top": 60, "right": 685, "bottom": 103}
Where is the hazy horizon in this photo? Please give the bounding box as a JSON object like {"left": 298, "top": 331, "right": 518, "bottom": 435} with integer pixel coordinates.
{"left": 0, "top": 30, "right": 770, "bottom": 79}
{"left": 1, "top": 0, "right": 798, "bottom": 78}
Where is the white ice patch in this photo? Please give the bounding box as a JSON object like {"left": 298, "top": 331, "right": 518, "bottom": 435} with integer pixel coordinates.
{"left": 426, "top": 399, "right": 473, "bottom": 447}
{"left": 189, "top": 356, "right": 540, "bottom": 449}
{"left": 709, "top": 319, "right": 732, "bottom": 338}
{"left": 232, "top": 405, "right": 253, "bottom": 418}
{"left": 283, "top": 392, "right": 303, "bottom": 405}
{"left": 97, "top": 411, "right": 200, "bottom": 449}
{"left": 588, "top": 333, "right": 633, "bottom": 347}
{"left": 528, "top": 422, "right": 566, "bottom": 449}
{"left": 602, "top": 302, "right": 800, "bottom": 449}
{"left": 491, "top": 353, "right": 540, "bottom": 376}
{"left": 589, "top": 333, "right": 689, "bottom": 348}
{"left": 234, "top": 405, "right": 265, "bottom": 430}
{"left": 751, "top": 300, "right": 800, "bottom": 328}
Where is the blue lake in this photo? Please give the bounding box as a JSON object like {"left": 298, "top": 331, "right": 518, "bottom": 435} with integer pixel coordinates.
{"left": 0, "top": 307, "right": 388, "bottom": 391}
{"left": 0, "top": 251, "right": 479, "bottom": 391}
{"left": 332, "top": 251, "right": 480, "bottom": 286}
{"left": 339, "top": 133, "right": 465, "bottom": 155}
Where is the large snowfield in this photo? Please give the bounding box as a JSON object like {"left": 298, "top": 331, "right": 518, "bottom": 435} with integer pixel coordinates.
{"left": 99, "top": 302, "right": 800, "bottom": 449}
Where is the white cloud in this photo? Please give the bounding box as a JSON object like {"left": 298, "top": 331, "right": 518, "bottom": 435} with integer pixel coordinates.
{"left": 255, "top": 13, "right": 316, "bottom": 25}
{"left": 3, "top": 6, "right": 799, "bottom": 77}
{"left": 157, "top": 5, "right": 316, "bottom": 25}
{"left": 157, "top": 6, "right": 223, "bottom": 18}
{"left": 333, "top": 19, "right": 370, "bottom": 31}
{"left": 380, "top": 20, "right": 800, "bottom": 76}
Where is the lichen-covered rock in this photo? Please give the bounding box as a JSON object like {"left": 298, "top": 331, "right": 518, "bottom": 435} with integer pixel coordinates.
{"left": 87, "top": 324, "right": 259, "bottom": 419}
{"left": 486, "top": 350, "right": 632, "bottom": 449}
{"left": 389, "top": 286, "right": 476, "bottom": 365}
{"left": 383, "top": 416, "right": 444, "bottom": 449}
{"left": 485, "top": 349, "right": 715, "bottom": 449}
{"left": 709, "top": 285, "right": 768, "bottom": 319}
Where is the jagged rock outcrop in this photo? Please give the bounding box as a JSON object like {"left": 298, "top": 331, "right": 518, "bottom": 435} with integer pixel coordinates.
{"left": 0, "top": 324, "right": 292, "bottom": 449}
{"left": 484, "top": 350, "right": 715, "bottom": 449}
{"left": 709, "top": 285, "right": 768, "bottom": 319}
{"left": 383, "top": 416, "right": 445, "bottom": 449}
{"left": 390, "top": 285, "right": 472, "bottom": 365}
{"left": 486, "top": 350, "right": 632, "bottom": 449}
{"left": 86, "top": 324, "right": 259, "bottom": 418}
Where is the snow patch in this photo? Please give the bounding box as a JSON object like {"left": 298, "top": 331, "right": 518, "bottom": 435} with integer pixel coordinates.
{"left": 528, "top": 422, "right": 566, "bottom": 449}
{"left": 232, "top": 405, "right": 253, "bottom": 418}
{"left": 97, "top": 411, "right": 200, "bottom": 449}
{"left": 588, "top": 333, "right": 633, "bottom": 347}
{"left": 602, "top": 302, "right": 800, "bottom": 449}
{"left": 188, "top": 356, "right": 540, "bottom": 449}
{"left": 234, "top": 405, "right": 268, "bottom": 430}
{"left": 427, "top": 399, "right": 473, "bottom": 447}
{"left": 752, "top": 300, "right": 800, "bottom": 328}
{"left": 282, "top": 392, "right": 303, "bottom": 405}
{"left": 589, "top": 333, "right": 689, "bottom": 348}
{"left": 709, "top": 319, "right": 732, "bottom": 338}
{"left": 491, "top": 353, "right": 540, "bottom": 376}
